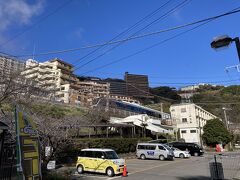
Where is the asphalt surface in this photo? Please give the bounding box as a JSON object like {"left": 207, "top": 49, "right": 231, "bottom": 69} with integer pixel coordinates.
{"left": 71, "top": 153, "right": 240, "bottom": 180}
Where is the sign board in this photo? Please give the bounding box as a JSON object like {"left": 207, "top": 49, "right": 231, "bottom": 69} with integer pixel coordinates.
{"left": 45, "top": 146, "right": 52, "bottom": 157}
{"left": 15, "top": 107, "right": 42, "bottom": 179}
{"left": 47, "top": 160, "right": 56, "bottom": 170}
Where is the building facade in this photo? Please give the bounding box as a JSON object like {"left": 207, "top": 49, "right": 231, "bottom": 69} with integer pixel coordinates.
{"left": 0, "top": 56, "right": 25, "bottom": 77}
{"left": 124, "top": 72, "right": 149, "bottom": 97}
{"left": 170, "top": 103, "right": 217, "bottom": 145}
{"left": 22, "top": 59, "right": 110, "bottom": 104}
{"left": 23, "top": 58, "right": 77, "bottom": 102}
{"left": 104, "top": 78, "right": 126, "bottom": 95}
{"left": 69, "top": 80, "right": 110, "bottom": 106}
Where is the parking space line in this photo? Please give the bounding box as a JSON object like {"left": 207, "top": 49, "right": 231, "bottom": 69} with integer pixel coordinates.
{"left": 108, "top": 159, "right": 186, "bottom": 180}
{"left": 74, "top": 173, "right": 109, "bottom": 179}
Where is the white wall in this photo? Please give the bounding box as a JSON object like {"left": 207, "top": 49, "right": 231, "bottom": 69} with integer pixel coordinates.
{"left": 170, "top": 103, "right": 217, "bottom": 144}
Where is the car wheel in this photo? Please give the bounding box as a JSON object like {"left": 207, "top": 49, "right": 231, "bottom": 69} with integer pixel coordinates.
{"left": 106, "top": 167, "right": 114, "bottom": 177}
{"left": 194, "top": 152, "right": 199, "bottom": 157}
{"left": 140, "top": 154, "right": 146, "bottom": 160}
{"left": 77, "top": 165, "right": 84, "bottom": 174}
{"left": 159, "top": 155, "right": 165, "bottom": 161}
{"left": 179, "top": 153, "right": 185, "bottom": 158}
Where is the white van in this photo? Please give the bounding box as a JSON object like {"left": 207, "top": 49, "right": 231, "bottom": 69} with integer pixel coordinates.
{"left": 136, "top": 143, "right": 174, "bottom": 161}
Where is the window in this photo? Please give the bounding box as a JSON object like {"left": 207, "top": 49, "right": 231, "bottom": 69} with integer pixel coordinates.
{"left": 79, "top": 151, "right": 86, "bottom": 157}
{"left": 158, "top": 146, "right": 165, "bottom": 150}
{"left": 104, "top": 151, "right": 119, "bottom": 159}
{"left": 85, "top": 151, "right": 93, "bottom": 158}
{"left": 181, "top": 108, "right": 186, "bottom": 113}
{"left": 94, "top": 151, "right": 103, "bottom": 158}
{"left": 181, "top": 130, "right": 187, "bottom": 133}
{"left": 182, "top": 118, "right": 187, "bottom": 123}
{"left": 137, "top": 145, "right": 145, "bottom": 149}
{"left": 146, "top": 145, "right": 156, "bottom": 150}
{"left": 190, "top": 130, "right": 196, "bottom": 133}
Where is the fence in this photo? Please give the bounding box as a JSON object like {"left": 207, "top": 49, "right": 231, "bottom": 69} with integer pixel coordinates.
{"left": 204, "top": 153, "right": 240, "bottom": 180}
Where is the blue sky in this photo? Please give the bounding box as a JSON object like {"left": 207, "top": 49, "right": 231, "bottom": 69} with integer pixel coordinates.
{"left": 1, "top": 0, "right": 240, "bottom": 88}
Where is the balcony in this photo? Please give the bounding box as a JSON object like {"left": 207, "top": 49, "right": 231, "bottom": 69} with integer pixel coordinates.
{"left": 57, "top": 63, "right": 73, "bottom": 72}
{"left": 39, "top": 74, "right": 54, "bottom": 79}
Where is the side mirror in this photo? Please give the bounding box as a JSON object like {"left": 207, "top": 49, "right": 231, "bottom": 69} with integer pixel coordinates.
{"left": 101, "top": 155, "right": 105, "bottom": 159}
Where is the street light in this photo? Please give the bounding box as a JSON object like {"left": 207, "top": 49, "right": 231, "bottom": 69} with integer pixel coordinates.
{"left": 211, "top": 35, "right": 240, "bottom": 63}
{"left": 222, "top": 107, "right": 232, "bottom": 130}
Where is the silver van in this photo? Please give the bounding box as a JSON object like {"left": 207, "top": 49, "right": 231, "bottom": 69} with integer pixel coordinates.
{"left": 136, "top": 143, "right": 174, "bottom": 161}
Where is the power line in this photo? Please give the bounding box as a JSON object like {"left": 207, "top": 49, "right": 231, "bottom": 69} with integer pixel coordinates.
{"left": 84, "top": 71, "right": 233, "bottom": 80}
{"left": 74, "top": 0, "right": 190, "bottom": 70}
{"left": 78, "top": 20, "right": 213, "bottom": 75}
{"left": 0, "top": 0, "right": 73, "bottom": 49}
{"left": 195, "top": 102, "right": 240, "bottom": 105}
{"left": 71, "top": 0, "right": 173, "bottom": 66}
{"left": 101, "top": 78, "right": 240, "bottom": 86}
{"left": 127, "top": 82, "right": 177, "bottom": 102}
{"left": 14, "top": 7, "right": 240, "bottom": 58}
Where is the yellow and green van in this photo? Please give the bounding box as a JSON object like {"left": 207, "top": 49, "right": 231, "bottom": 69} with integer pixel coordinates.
{"left": 76, "top": 148, "right": 125, "bottom": 177}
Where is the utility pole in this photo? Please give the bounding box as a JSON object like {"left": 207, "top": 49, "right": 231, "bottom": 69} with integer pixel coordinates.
{"left": 222, "top": 107, "right": 232, "bottom": 149}
{"left": 160, "top": 102, "right": 163, "bottom": 121}
{"left": 198, "top": 118, "right": 203, "bottom": 147}
{"left": 222, "top": 107, "right": 230, "bottom": 130}
{"left": 233, "top": 37, "right": 240, "bottom": 61}
{"left": 105, "top": 83, "right": 110, "bottom": 112}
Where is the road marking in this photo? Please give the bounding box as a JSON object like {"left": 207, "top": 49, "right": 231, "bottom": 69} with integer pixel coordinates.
{"left": 107, "top": 159, "right": 186, "bottom": 180}
{"left": 74, "top": 174, "right": 108, "bottom": 179}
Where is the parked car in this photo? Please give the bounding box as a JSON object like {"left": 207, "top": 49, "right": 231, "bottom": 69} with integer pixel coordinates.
{"left": 148, "top": 139, "right": 168, "bottom": 144}
{"left": 167, "top": 142, "right": 204, "bottom": 156}
{"left": 136, "top": 143, "right": 174, "bottom": 161}
{"left": 76, "top": 148, "right": 125, "bottom": 177}
{"left": 172, "top": 147, "right": 190, "bottom": 158}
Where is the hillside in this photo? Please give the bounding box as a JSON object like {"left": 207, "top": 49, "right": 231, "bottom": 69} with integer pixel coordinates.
{"left": 191, "top": 85, "right": 240, "bottom": 123}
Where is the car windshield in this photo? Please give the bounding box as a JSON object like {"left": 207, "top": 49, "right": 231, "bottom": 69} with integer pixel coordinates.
{"left": 173, "top": 147, "right": 181, "bottom": 151}
{"left": 105, "top": 151, "right": 119, "bottom": 159}
{"left": 163, "top": 145, "right": 172, "bottom": 151}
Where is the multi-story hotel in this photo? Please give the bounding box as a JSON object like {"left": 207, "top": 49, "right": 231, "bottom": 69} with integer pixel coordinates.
{"left": 170, "top": 103, "right": 217, "bottom": 145}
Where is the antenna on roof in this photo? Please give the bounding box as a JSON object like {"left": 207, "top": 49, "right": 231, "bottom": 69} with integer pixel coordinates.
{"left": 32, "top": 43, "right": 36, "bottom": 60}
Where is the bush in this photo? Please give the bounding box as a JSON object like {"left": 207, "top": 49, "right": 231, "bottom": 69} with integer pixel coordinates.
{"left": 56, "top": 137, "right": 151, "bottom": 164}
{"left": 76, "top": 137, "right": 151, "bottom": 153}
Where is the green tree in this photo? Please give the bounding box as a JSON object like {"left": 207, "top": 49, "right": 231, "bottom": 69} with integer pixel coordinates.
{"left": 202, "top": 119, "right": 232, "bottom": 146}
{"left": 150, "top": 86, "right": 181, "bottom": 102}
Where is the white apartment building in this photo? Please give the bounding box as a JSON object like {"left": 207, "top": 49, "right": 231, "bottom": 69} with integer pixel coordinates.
{"left": 22, "top": 58, "right": 111, "bottom": 104}
{"left": 0, "top": 56, "right": 25, "bottom": 77}
{"left": 170, "top": 103, "right": 217, "bottom": 145}
{"left": 22, "top": 58, "right": 77, "bottom": 103}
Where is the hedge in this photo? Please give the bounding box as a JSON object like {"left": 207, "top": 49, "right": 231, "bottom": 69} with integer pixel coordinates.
{"left": 76, "top": 137, "right": 152, "bottom": 153}
{"left": 57, "top": 137, "right": 151, "bottom": 164}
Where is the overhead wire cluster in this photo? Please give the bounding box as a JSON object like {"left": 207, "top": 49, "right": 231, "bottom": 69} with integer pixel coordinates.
{"left": 1, "top": 1, "right": 240, "bottom": 87}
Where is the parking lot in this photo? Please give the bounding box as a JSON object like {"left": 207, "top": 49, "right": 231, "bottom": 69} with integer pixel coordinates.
{"left": 71, "top": 153, "right": 240, "bottom": 180}
{"left": 72, "top": 156, "right": 211, "bottom": 180}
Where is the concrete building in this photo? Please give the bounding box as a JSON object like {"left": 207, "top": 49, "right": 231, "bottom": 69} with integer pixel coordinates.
{"left": 0, "top": 56, "right": 25, "bottom": 77}
{"left": 22, "top": 58, "right": 77, "bottom": 103}
{"left": 170, "top": 103, "right": 217, "bottom": 145}
{"left": 124, "top": 72, "right": 149, "bottom": 97}
{"left": 104, "top": 78, "right": 126, "bottom": 95}
{"left": 69, "top": 80, "right": 110, "bottom": 106}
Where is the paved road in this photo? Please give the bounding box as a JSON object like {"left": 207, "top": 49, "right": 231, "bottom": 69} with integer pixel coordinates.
{"left": 71, "top": 153, "right": 240, "bottom": 180}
